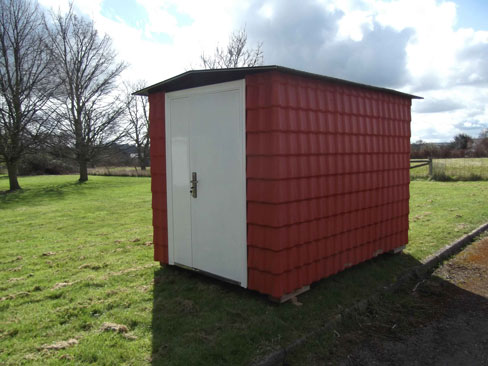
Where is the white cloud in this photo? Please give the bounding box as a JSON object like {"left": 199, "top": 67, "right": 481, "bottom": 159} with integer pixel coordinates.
{"left": 39, "top": 0, "right": 488, "bottom": 141}
{"left": 258, "top": 3, "right": 274, "bottom": 19}
{"left": 40, "top": 0, "right": 244, "bottom": 84}
{"left": 296, "top": 0, "right": 488, "bottom": 141}
{"left": 336, "top": 10, "right": 374, "bottom": 41}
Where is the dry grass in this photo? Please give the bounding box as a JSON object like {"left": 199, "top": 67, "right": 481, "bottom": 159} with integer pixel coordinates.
{"left": 411, "top": 158, "right": 488, "bottom": 181}
{"left": 88, "top": 166, "right": 151, "bottom": 177}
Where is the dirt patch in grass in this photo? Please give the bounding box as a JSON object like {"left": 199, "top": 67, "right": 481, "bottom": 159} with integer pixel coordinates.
{"left": 0, "top": 291, "right": 30, "bottom": 301}
{"left": 285, "top": 237, "right": 488, "bottom": 365}
{"left": 174, "top": 297, "right": 199, "bottom": 314}
{"left": 51, "top": 282, "right": 72, "bottom": 290}
{"left": 100, "top": 322, "right": 129, "bottom": 333}
{"left": 434, "top": 236, "right": 488, "bottom": 298}
{"left": 139, "top": 285, "right": 151, "bottom": 293}
{"left": 7, "top": 277, "right": 24, "bottom": 283}
{"left": 411, "top": 211, "right": 432, "bottom": 222}
{"left": 38, "top": 338, "right": 78, "bottom": 351}
{"left": 78, "top": 263, "right": 105, "bottom": 270}
{"left": 101, "top": 263, "right": 156, "bottom": 280}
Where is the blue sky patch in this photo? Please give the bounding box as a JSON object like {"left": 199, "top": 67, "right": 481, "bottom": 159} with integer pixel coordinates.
{"left": 101, "top": 0, "right": 192, "bottom": 44}
{"left": 149, "top": 32, "right": 173, "bottom": 43}
{"left": 101, "top": 0, "right": 148, "bottom": 29}
{"left": 455, "top": 0, "right": 488, "bottom": 30}
{"left": 167, "top": 4, "right": 194, "bottom": 27}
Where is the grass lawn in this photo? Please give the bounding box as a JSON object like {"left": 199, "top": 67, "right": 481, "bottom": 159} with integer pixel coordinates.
{"left": 1, "top": 175, "right": 487, "bottom": 365}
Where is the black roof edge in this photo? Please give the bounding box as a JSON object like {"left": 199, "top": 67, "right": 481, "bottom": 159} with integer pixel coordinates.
{"left": 133, "top": 65, "right": 422, "bottom": 100}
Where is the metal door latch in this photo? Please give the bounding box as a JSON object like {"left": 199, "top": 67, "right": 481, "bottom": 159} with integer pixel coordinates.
{"left": 190, "top": 172, "right": 198, "bottom": 198}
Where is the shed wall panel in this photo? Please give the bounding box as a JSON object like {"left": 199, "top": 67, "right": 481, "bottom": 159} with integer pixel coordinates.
{"left": 245, "top": 72, "right": 411, "bottom": 298}
{"left": 149, "top": 91, "right": 168, "bottom": 263}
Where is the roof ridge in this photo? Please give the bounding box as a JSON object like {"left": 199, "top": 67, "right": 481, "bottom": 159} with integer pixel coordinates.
{"left": 134, "top": 65, "right": 422, "bottom": 100}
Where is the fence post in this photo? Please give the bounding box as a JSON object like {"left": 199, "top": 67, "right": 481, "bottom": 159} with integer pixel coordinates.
{"left": 428, "top": 157, "right": 433, "bottom": 177}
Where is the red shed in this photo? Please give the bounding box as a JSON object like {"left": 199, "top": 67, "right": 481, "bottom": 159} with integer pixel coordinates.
{"left": 135, "top": 66, "right": 420, "bottom": 301}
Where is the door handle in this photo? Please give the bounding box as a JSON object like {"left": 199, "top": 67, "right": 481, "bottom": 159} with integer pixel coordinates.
{"left": 190, "top": 172, "right": 198, "bottom": 198}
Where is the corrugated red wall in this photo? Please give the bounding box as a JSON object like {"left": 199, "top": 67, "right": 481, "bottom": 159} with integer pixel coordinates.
{"left": 149, "top": 91, "right": 168, "bottom": 263}
{"left": 149, "top": 71, "right": 412, "bottom": 299}
{"left": 245, "top": 71, "right": 411, "bottom": 298}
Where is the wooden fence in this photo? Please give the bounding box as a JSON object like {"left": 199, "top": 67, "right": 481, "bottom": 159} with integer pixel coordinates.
{"left": 410, "top": 158, "right": 433, "bottom": 177}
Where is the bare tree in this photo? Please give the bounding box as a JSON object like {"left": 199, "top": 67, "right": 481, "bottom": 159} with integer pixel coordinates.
{"left": 124, "top": 81, "right": 150, "bottom": 170}
{"left": 46, "top": 6, "right": 127, "bottom": 182}
{"left": 200, "top": 27, "right": 263, "bottom": 69}
{"left": 0, "top": 0, "right": 56, "bottom": 191}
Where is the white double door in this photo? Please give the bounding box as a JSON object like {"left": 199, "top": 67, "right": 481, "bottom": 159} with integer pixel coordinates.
{"left": 165, "top": 80, "right": 247, "bottom": 287}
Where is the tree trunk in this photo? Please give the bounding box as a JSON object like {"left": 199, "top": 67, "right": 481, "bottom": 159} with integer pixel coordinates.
{"left": 140, "top": 154, "right": 149, "bottom": 171}
{"left": 137, "top": 150, "right": 145, "bottom": 171}
{"left": 6, "top": 160, "right": 21, "bottom": 191}
{"left": 79, "top": 158, "right": 88, "bottom": 182}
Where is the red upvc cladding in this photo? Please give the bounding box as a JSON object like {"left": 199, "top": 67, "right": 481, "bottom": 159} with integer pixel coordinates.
{"left": 149, "top": 72, "right": 412, "bottom": 299}
{"left": 149, "top": 91, "right": 168, "bottom": 264}
{"left": 245, "top": 71, "right": 411, "bottom": 298}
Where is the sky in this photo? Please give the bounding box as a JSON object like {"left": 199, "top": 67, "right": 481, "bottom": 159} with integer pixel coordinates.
{"left": 38, "top": 0, "right": 488, "bottom": 142}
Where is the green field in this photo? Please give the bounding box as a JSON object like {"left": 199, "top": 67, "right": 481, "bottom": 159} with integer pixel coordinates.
{"left": 1, "top": 175, "right": 487, "bottom": 365}
{"left": 411, "top": 157, "right": 488, "bottom": 181}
